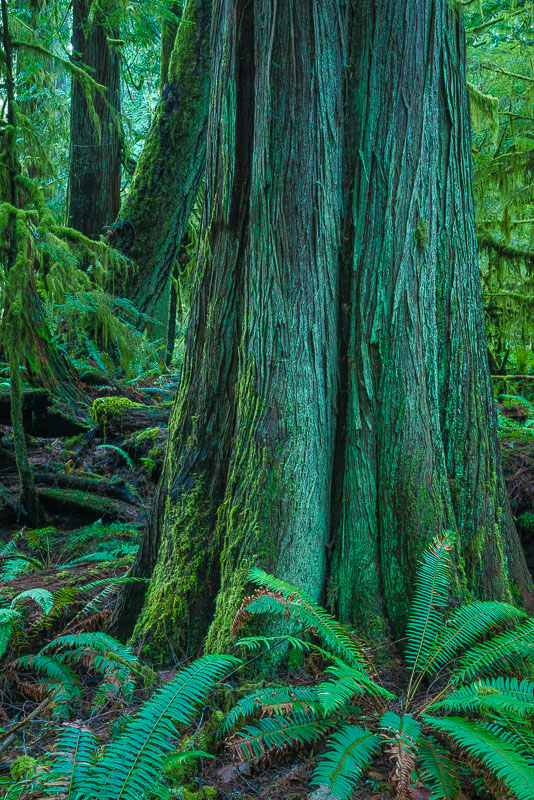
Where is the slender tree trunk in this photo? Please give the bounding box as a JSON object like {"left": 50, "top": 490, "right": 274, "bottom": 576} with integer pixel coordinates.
{"left": 109, "top": 0, "right": 211, "bottom": 338}
{"left": 67, "top": 0, "right": 122, "bottom": 237}
{"left": 1, "top": 0, "right": 40, "bottom": 524}
{"left": 160, "top": 0, "right": 181, "bottom": 95}
{"left": 114, "top": 0, "right": 533, "bottom": 661}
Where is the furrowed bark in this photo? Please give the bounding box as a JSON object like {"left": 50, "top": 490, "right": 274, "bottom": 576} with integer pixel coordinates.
{"left": 114, "top": 0, "right": 344, "bottom": 658}
{"left": 115, "top": 0, "right": 533, "bottom": 658}
{"left": 67, "top": 0, "right": 122, "bottom": 238}
{"left": 110, "top": 0, "right": 212, "bottom": 343}
{"left": 331, "top": 0, "right": 532, "bottom": 639}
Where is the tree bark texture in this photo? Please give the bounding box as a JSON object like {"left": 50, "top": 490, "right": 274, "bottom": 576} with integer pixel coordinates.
{"left": 110, "top": 0, "right": 211, "bottom": 340}
{"left": 115, "top": 0, "right": 533, "bottom": 661}
{"left": 67, "top": 0, "right": 122, "bottom": 238}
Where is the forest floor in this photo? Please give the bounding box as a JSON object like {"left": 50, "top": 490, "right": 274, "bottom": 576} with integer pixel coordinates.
{"left": 0, "top": 377, "right": 533, "bottom": 799}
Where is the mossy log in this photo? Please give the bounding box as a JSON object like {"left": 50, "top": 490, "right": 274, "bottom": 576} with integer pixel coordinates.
{"left": 91, "top": 397, "right": 170, "bottom": 439}
{"left": 32, "top": 472, "right": 139, "bottom": 505}
{"left": 0, "top": 389, "right": 89, "bottom": 437}
{"left": 37, "top": 487, "right": 137, "bottom": 524}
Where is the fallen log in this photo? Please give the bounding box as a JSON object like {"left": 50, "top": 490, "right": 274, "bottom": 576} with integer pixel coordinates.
{"left": 38, "top": 487, "right": 139, "bottom": 524}
{"left": 0, "top": 389, "right": 89, "bottom": 438}
{"left": 91, "top": 397, "right": 171, "bottom": 439}
{"left": 32, "top": 472, "right": 140, "bottom": 505}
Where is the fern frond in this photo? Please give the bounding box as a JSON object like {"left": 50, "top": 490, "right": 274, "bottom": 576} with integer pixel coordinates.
{"left": 424, "top": 601, "right": 527, "bottom": 675}
{"left": 453, "top": 619, "right": 534, "bottom": 682}
{"left": 242, "top": 569, "right": 367, "bottom": 669}
{"left": 379, "top": 713, "right": 420, "bottom": 800}
{"left": 234, "top": 634, "right": 332, "bottom": 660}
{"left": 319, "top": 658, "right": 394, "bottom": 714}
{"left": 12, "top": 654, "right": 82, "bottom": 717}
{"left": 405, "top": 532, "right": 454, "bottom": 677}
{"left": 417, "top": 734, "right": 459, "bottom": 800}
{"left": 483, "top": 719, "right": 534, "bottom": 765}
{"left": 380, "top": 712, "right": 421, "bottom": 746}
{"left": 45, "top": 724, "right": 98, "bottom": 797}
{"left": 0, "top": 608, "right": 21, "bottom": 659}
{"left": 12, "top": 587, "right": 54, "bottom": 616}
{"left": 429, "top": 677, "right": 534, "bottom": 718}
{"left": 311, "top": 724, "right": 380, "bottom": 800}
{"left": 223, "top": 686, "right": 321, "bottom": 733}
{"left": 41, "top": 632, "right": 139, "bottom": 668}
{"left": 231, "top": 711, "right": 334, "bottom": 761}
{"left": 80, "top": 655, "right": 239, "bottom": 800}
{"left": 96, "top": 444, "right": 135, "bottom": 471}
{"left": 0, "top": 528, "right": 24, "bottom": 559}
{"left": 423, "top": 715, "right": 534, "bottom": 800}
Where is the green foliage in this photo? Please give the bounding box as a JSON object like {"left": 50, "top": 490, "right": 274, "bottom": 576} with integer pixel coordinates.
{"left": 11, "top": 631, "right": 140, "bottom": 717}
{"left": 404, "top": 530, "right": 454, "bottom": 676}
{"left": 243, "top": 567, "right": 369, "bottom": 669}
{"left": 464, "top": 2, "right": 534, "bottom": 362}
{"left": 0, "top": 586, "right": 54, "bottom": 658}
{"left": 36, "top": 655, "right": 239, "bottom": 800}
{"left": 311, "top": 725, "right": 380, "bottom": 799}
{"left": 423, "top": 716, "right": 534, "bottom": 800}
{"left": 226, "top": 533, "right": 534, "bottom": 799}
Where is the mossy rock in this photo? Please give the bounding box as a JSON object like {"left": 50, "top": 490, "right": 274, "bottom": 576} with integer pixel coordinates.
{"left": 91, "top": 396, "right": 143, "bottom": 430}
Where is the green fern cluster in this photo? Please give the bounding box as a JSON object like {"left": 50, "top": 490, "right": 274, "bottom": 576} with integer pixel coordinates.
{"left": 31, "top": 655, "right": 239, "bottom": 800}
{"left": 225, "top": 535, "right": 534, "bottom": 800}
{"left": 12, "top": 631, "right": 141, "bottom": 717}
{"left": 0, "top": 571, "right": 144, "bottom": 660}
{"left": 0, "top": 587, "right": 53, "bottom": 658}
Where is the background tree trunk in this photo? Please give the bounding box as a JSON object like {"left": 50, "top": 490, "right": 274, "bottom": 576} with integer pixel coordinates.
{"left": 67, "top": 0, "right": 122, "bottom": 237}
{"left": 114, "top": 0, "right": 533, "bottom": 661}
{"left": 110, "top": 0, "right": 211, "bottom": 345}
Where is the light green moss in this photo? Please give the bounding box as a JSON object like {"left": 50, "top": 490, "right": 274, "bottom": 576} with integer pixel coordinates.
{"left": 132, "top": 479, "right": 218, "bottom": 662}
{"left": 10, "top": 755, "right": 38, "bottom": 781}
{"left": 91, "top": 396, "right": 142, "bottom": 437}
{"left": 133, "top": 426, "right": 162, "bottom": 444}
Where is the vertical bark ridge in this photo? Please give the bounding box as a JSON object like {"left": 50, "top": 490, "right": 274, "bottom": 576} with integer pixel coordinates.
{"left": 115, "top": 0, "right": 254, "bottom": 654}
{"left": 205, "top": 0, "right": 344, "bottom": 650}
{"left": 332, "top": 0, "right": 531, "bottom": 641}
{"left": 435, "top": 5, "right": 532, "bottom": 607}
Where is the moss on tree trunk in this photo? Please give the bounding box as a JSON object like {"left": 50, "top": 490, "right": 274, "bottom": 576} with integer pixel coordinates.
{"left": 109, "top": 0, "right": 212, "bottom": 345}
{"left": 114, "top": 0, "right": 533, "bottom": 663}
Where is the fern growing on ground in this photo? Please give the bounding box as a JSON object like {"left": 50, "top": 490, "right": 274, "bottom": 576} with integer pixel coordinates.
{"left": 31, "top": 654, "right": 239, "bottom": 800}
{"left": 11, "top": 631, "right": 142, "bottom": 717}
{"left": 225, "top": 534, "right": 534, "bottom": 800}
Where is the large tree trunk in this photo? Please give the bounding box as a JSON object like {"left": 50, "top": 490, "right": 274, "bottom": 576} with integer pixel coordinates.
{"left": 329, "top": 0, "right": 532, "bottom": 639}
{"left": 67, "top": 0, "right": 122, "bottom": 237}
{"left": 110, "top": 0, "right": 211, "bottom": 344}
{"left": 114, "top": 0, "right": 533, "bottom": 661}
